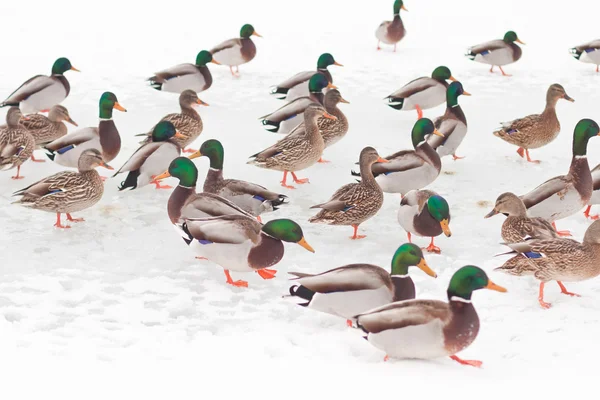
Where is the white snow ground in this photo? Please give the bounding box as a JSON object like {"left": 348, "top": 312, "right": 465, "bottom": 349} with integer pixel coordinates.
{"left": 1, "top": 0, "right": 599, "bottom": 397}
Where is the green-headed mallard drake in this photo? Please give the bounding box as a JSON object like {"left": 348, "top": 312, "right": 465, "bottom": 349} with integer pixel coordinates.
{"left": 375, "top": 0, "right": 407, "bottom": 52}
{"left": 309, "top": 147, "right": 388, "bottom": 239}
{"left": 12, "top": 149, "right": 112, "bottom": 228}
{"left": 210, "top": 24, "right": 261, "bottom": 76}
{"left": 485, "top": 192, "right": 558, "bottom": 243}
{"left": 466, "top": 31, "right": 524, "bottom": 76}
{"left": 260, "top": 74, "right": 336, "bottom": 133}
{"left": 496, "top": 220, "right": 600, "bottom": 309}
{"left": 19, "top": 105, "right": 77, "bottom": 162}
{"left": 44, "top": 92, "right": 126, "bottom": 168}
{"left": 178, "top": 216, "right": 315, "bottom": 287}
{"left": 113, "top": 121, "right": 184, "bottom": 191}
{"left": 570, "top": 40, "right": 600, "bottom": 72}
{"left": 287, "top": 243, "right": 436, "bottom": 326}
{"left": 519, "top": 119, "right": 600, "bottom": 236}
{"left": 493, "top": 84, "right": 574, "bottom": 163}
{"left": 583, "top": 163, "right": 600, "bottom": 220}
{"left": 148, "top": 50, "right": 220, "bottom": 93}
{"left": 352, "top": 118, "right": 443, "bottom": 195}
{"left": 385, "top": 66, "right": 456, "bottom": 119}
{"left": 0, "top": 58, "right": 79, "bottom": 114}
{"left": 0, "top": 107, "right": 35, "bottom": 180}
{"left": 397, "top": 190, "right": 451, "bottom": 254}
{"left": 187, "top": 139, "right": 288, "bottom": 219}
{"left": 427, "top": 81, "right": 470, "bottom": 160}
{"left": 270, "top": 53, "right": 343, "bottom": 101}
{"left": 249, "top": 104, "right": 332, "bottom": 189}
{"left": 354, "top": 265, "right": 507, "bottom": 366}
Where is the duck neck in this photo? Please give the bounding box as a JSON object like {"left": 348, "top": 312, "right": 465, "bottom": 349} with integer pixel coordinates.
{"left": 204, "top": 167, "right": 224, "bottom": 193}
{"left": 390, "top": 275, "right": 415, "bottom": 302}
{"left": 180, "top": 102, "right": 200, "bottom": 119}
{"left": 542, "top": 95, "right": 559, "bottom": 114}
{"left": 168, "top": 185, "right": 195, "bottom": 224}
{"left": 360, "top": 160, "right": 378, "bottom": 186}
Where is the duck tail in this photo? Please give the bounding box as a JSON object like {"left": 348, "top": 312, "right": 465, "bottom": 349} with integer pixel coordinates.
{"left": 180, "top": 222, "right": 193, "bottom": 246}
{"left": 117, "top": 170, "right": 140, "bottom": 191}
{"left": 44, "top": 149, "right": 56, "bottom": 161}
{"left": 271, "top": 194, "right": 288, "bottom": 209}
{"left": 385, "top": 97, "right": 404, "bottom": 110}
{"left": 148, "top": 77, "right": 162, "bottom": 91}
{"left": 288, "top": 285, "right": 315, "bottom": 304}
{"left": 261, "top": 119, "right": 280, "bottom": 133}
{"left": 465, "top": 49, "right": 476, "bottom": 60}
{"left": 0, "top": 101, "right": 17, "bottom": 108}
{"left": 269, "top": 86, "right": 288, "bottom": 100}
{"left": 569, "top": 47, "right": 582, "bottom": 60}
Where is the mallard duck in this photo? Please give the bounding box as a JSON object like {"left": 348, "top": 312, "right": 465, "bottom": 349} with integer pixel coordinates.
{"left": 493, "top": 84, "right": 574, "bottom": 163}
{"left": 426, "top": 81, "right": 470, "bottom": 160}
{"left": 19, "top": 105, "right": 77, "bottom": 162}
{"left": 44, "top": 92, "right": 126, "bottom": 168}
{"left": 0, "top": 58, "right": 79, "bottom": 114}
{"left": 114, "top": 121, "right": 184, "bottom": 191}
{"left": 210, "top": 24, "right": 261, "bottom": 76}
{"left": 12, "top": 149, "right": 112, "bottom": 228}
{"left": 519, "top": 119, "right": 600, "bottom": 236}
{"left": 0, "top": 107, "right": 35, "bottom": 180}
{"left": 249, "top": 104, "right": 332, "bottom": 189}
{"left": 385, "top": 66, "right": 456, "bottom": 119}
{"left": 397, "top": 190, "right": 451, "bottom": 254}
{"left": 583, "top": 163, "right": 600, "bottom": 220}
{"left": 570, "top": 40, "right": 600, "bottom": 72}
{"left": 287, "top": 243, "right": 437, "bottom": 326}
{"left": 466, "top": 31, "right": 524, "bottom": 76}
{"left": 148, "top": 50, "right": 220, "bottom": 93}
{"left": 309, "top": 147, "right": 388, "bottom": 239}
{"left": 178, "top": 215, "right": 315, "bottom": 287}
{"left": 375, "top": 0, "right": 407, "bottom": 52}
{"left": 354, "top": 265, "right": 506, "bottom": 366}
{"left": 270, "top": 53, "right": 343, "bottom": 101}
{"left": 352, "top": 118, "right": 443, "bottom": 195}
{"left": 260, "top": 74, "right": 336, "bottom": 134}
{"left": 496, "top": 220, "right": 600, "bottom": 309}
{"left": 485, "top": 192, "right": 558, "bottom": 243}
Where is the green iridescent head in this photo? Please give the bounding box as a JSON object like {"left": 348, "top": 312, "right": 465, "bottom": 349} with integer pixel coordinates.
{"left": 503, "top": 31, "right": 523, "bottom": 44}
{"left": 195, "top": 50, "right": 214, "bottom": 66}
{"left": 447, "top": 265, "right": 507, "bottom": 300}
{"left": 190, "top": 139, "right": 224, "bottom": 169}
{"left": 431, "top": 66, "right": 453, "bottom": 81}
{"left": 98, "top": 92, "right": 126, "bottom": 119}
{"left": 309, "top": 73, "right": 334, "bottom": 93}
{"left": 427, "top": 195, "right": 452, "bottom": 237}
{"left": 393, "top": 0, "right": 407, "bottom": 14}
{"left": 572, "top": 118, "right": 600, "bottom": 156}
{"left": 262, "top": 219, "right": 315, "bottom": 252}
{"left": 151, "top": 121, "right": 177, "bottom": 142}
{"left": 317, "top": 53, "right": 341, "bottom": 69}
{"left": 240, "top": 24, "right": 260, "bottom": 38}
{"left": 390, "top": 243, "right": 437, "bottom": 277}
{"left": 411, "top": 118, "right": 440, "bottom": 148}
{"left": 165, "top": 157, "right": 198, "bottom": 187}
{"left": 51, "top": 57, "right": 78, "bottom": 75}
{"left": 446, "top": 81, "right": 470, "bottom": 107}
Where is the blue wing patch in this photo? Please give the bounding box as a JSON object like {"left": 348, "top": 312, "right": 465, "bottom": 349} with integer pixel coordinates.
{"left": 253, "top": 195, "right": 266, "bottom": 202}
{"left": 480, "top": 50, "right": 490, "bottom": 56}
{"left": 197, "top": 239, "right": 213, "bottom": 245}
{"left": 57, "top": 144, "right": 75, "bottom": 154}
{"left": 523, "top": 251, "right": 542, "bottom": 259}
{"left": 585, "top": 48, "right": 597, "bottom": 53}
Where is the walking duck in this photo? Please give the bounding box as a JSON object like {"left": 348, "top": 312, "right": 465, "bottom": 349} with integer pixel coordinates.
{"left": 570, "top": 40, "right": 600, "bottom": 72}
{"left": 210, "top": 24, "right": 261, "bottom": 76}
{"left": 466, "top": 31, "right": 524, "bottom": 76}
{"left": 148, "top": 50, "right": 220, "bottom": 93}
{"left": 20, "top": 105, "right": 77, "bottom": 161}
{"left": 375, "top": 0, "right": 407, "bottom": 52}
{"left": 0, "top": 107, "right": 34, "bottom": 180}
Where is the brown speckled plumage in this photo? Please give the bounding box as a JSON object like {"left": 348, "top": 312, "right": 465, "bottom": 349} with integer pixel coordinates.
{"left": 20, "top": 105, "right": 76, "bottom": 146}
{"left": 0, "top": 107, "right": 35, "bottom": 172}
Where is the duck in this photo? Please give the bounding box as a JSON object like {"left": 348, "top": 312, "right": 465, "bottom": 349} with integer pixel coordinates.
{"left": 287, "top": 243, "right": 437, "bottom": 327}
{"left": 570, "top": 40, "right": 600, "bottom": 72}
{"left": 354, "top": 265, "right": 506, "bottom": 366}
{"left": 397, "top": 190, "right": 452, "bottom": 254}
{"left": 385, "top": 66, "right": 456, "bottom": 119}
{"left": 178, "top": 215, "right": 315, "bottom": 288}
{"left": 44, "top": 92, "right": 126, "bottom": 168}
{"left": 12, "top": 149, "right": 112, "bottom": 229}
{"left": 466, "top": 31, "right": 524, "bottom": 76}
{"left": 583, "top": 163, "right": 600, "bottom": 220}
{"left": 519, "top": 119, "right": 600, "bottom": 236}
{"left": 19, "top": 105, "right": 77, "bottom": 162}
{"left": 0, "top": 107, "right": 35, "bottom": 180}
{"left": 493, "top": 84, "right": 574, "bottom": 163}
{"left": 0, "top": 58, "right": 79, "bottom": 114}
{"left": 189, "top": 139, "right": 288, "bottom": 219}
{"left": 148, "top": 50, "right": 220, "bottom": 93}
{"left": 249, "top": 104, "right": 332, "bottom": 189}
{"left": 309, "top": 147, "right": 388, "bottom": 239}
{"left": 352, "top": 118, "right": 444, "bottom": 196}
{"left": 485, "top": 192, "right": 559, "bottom": 243}
{"left": 114, "top": 121, "right": 184, "bottom": 191}
{"left": 260, "top": 74, "right": 336, "bottom": 134}
{"left": 210, "top": 24, "right": 261, "bottom": 76}
{"left": 375, "top": 0, "right": 407, "bottom": 52}
{"left": 496, "top": 220, "right": 600, "bottom": 309}
{"left": 270, "top": 53, "right": 343, "bottom": 101}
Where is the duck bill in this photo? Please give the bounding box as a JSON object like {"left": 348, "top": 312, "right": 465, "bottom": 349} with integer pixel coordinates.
{"left": 462, "top": 90, "right": 472, "bottom": 96}
{"left": 100, "top": 162, "right": 114, "bottom": 170}
{"left": 327, "top": 82, "right": 338, "bottom": 89}
{"left": 433, "top": 128, "right": 445, "bottom": 137}
{"left": 563, "top": 93, "right": 575, "bottom": 102}
{"left": 154, "top": 171, "right": 171, "bottom": 181}
{"left": 516, "top": 39, "right": 525, "bottom": 45}
{"left": 401, "top": 5, "right": 408, "bottom": 11}
{"left": 333, "top": 61, "right": 344, "bottom": 67}
{"left": 376, "top": 156, "right": 390, "bottom": 163}
{"left": 196, "top": 99, "right": 209, "bottom": 106}
{"left": 113, "top": 102, "right": 127, "bottom": 112}
{"left": 252, "top": 32, "right": 262, "bottom": 38}
{"left": 211, "top": 59, "right": 221, "bottom": 65}
{"left": 66, "top": 117, "right": 78, "bottom": 127}
{"left": 339, "top": 97, "right": 350, "bottom": 104}
{"left": 188, "top": 150, "right": 203, "bottom": 160}
{"left": 486, "top": 281, "right": 507, "bottom": 292}
{"left": 70, "top": 67, "right": 81, "bottom": 72}
{"left": 323, "top": 112, "right": 337, "bottom": 120}
{"left": 174, "top": 131, "right": 186, "bottom": 139}
{"left": 449, "top": 76, "right": 457, "bottom": 82}
{"left": 484, "top": 209, "right": 498, "bottom": 218}
{"left": 440, "top": 219, "right": 451, "bottom": 237}
{"left": 297, "top": 237, "right": 315, "bottom": 253}
{"left": 417, "top": 258, "right": 437, "bottom": 278}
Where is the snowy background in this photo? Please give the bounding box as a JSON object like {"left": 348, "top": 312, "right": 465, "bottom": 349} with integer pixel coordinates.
{"left": 1, "top": 0, "right": 599, "bottom": 397}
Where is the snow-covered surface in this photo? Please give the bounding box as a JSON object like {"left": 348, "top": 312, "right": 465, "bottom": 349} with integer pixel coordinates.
{"left": 1, "top": 0, "right": 599, "bottom": 396}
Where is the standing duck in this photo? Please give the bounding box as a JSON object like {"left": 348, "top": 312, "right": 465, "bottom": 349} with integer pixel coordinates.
{"left": 385, "top": 66, "right": 456, "bottom": 119}
{"left": 0, "top": 58, "right": 79, "bottom": 114}
{"left": 427, "top": 81, "right": 470, "bottom": 160}
{"left": 19, "top": 105, "right": 77, "bottom": 162}
{"left": 249, "top": 104, "right": 332, "bottom": 189}
{"left": 309, "top": 147, "right": 388, "bottom": 239}
{"left": 466, "top": 31, "right": 524, "bottom": 76}
{"left": 583, "top": 163, "right": 600, "bottom": 220}
{"left": 493, "top": 84, "right": 574, "bottom": 163}
{"left": 270, "top": 53, "right": 343, "bottom": 101}
{"left": 397, "top": 190, "right": 452, "bottom": 253}
{"left": 287, "top": 243, "right": 437, "bottom": 326}
{"left": 148, "top": 50, "right": 220, "bottom": 93}
{"left": 44, "top": 92, "right": 126, "bottom": 168}
{"left": 0, "top": 107, "right": 35, "bottom": 180}
{"left": 354, "top": 266, "right": 507, "bottom": 366}
{"left": 210, "top": 24, "right": 261, "bottom": 76}
{"left": 12, "top": 149, "right": 112, "bottom": 229}
{"left": 375, "top": 0, "right": 407, "bottom": 52}
{"left": 570, "top": 40, "right": 600, "bottom": 72}
{"left": 519, "top": 119, "right": 600, "bottom": 236}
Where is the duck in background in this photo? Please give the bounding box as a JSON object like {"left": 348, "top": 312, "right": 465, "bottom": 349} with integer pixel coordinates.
{"left": 375, "top": 0, "right": 407, "bottom": 52}
{"left": 466, "top": 31, "right": 524, "bottom": 76}
{"left": 19, "top": 105, "right": 77, "bottom": 162}
{"left": 148, "top": 50, "right": 220, "bottom": 94}
{"left": 570, "top": 40, "right": 600, "bottom": 73}
{"left": 0, "top": 107, "right": 34, "bottom": 180}
{"left": 211, "top": 24, "right": 261, "bottom": 76}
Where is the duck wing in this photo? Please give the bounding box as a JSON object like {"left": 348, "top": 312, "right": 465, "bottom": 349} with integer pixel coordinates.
{"left": 113, "top": 142, "right": 163, "bottom": 175}
{"left": 371, "top": 150, "right": 425, "bottom": 177}
{"left": 149, "top": 63, "right": 198, "bottom": 83}
{"left": 183, "top": 214, "right": 262, "bottom": 245}
{"left": 44, "top": 127, "right": 97, "bottom": 151}
{"left": 386, "top": 76, "right": 436, "bottom": 99}
{"left": 289, "top": 265, "right": 389, "bottom": 293}
{"left": 468, "top": 39, "right": 508, "bottom": 55}
{"left": 520, "top": 175, "right": 570, "bottom": 209}
{"left": 1, "top": 75, "right": 55, "bottom": 106}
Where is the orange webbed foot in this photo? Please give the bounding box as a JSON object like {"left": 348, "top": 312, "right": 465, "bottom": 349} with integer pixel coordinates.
{"left": 317, "top": 158, "right": 330, "bottom": 163}
{"left": 346, "top": 319, "right": 353, "bottom": 328}
{"left": 350, "top": 235, "right": 367, "bottom": 240}
{"left": 30, "top": 155, "right": 46, "bottom": 162}
{"left": 450, "top": 355, "right": 482, "bottom": 368}
{"left": 66, "top": 214, "right": 84, "bottom": 223}
{"left": 256, "top": 268, "right": 277, "bottom": 280}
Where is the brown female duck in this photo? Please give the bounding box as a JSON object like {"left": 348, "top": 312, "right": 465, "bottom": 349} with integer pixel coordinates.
{"left": 20, "top": 105, "right": 77, "bottom": 161}
{"left": 0, "top": 107, "right": 34, "bottom": 179}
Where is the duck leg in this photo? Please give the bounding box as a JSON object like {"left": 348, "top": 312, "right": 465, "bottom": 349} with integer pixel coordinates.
{"left": 290, "top": 172, "right": 309, "bottom": 185}
{"left": 256, "top": 268, "right": 277, "bottom": 280}
{"left": 11, "top": 165, "right": 24, "bottom": 180}
{"left": 583, "top": 205, "right": 599, "bottom": 220}
{"left": 377, "top": 41, "right": 381, "bottom": 51}
{"left": 452, "top": 154, "right": 465, "bottom": 161}
{"left": 150, "top": 176, "right": 173, "bottom": 189}
{"left": 317, "top": 157, "right": 330, "bottom": 163}
{"left": 489, "top": 66, "right": 494, "bottom": 73}
{"left": 499, "top": 66, "right": 512, "bottom": 77}
{"left": 524, "top": 149, "right": 540, "bottom": 164}
{"left": 66, "top": 213, "right": 85, "bottom": 223}
{"left": 407, "top": 232, "right": 412, "bottom": 243}
{"left": 30, "top": 154, "right": 46, "bottom": 162}
{"left": 350, "top": 224, "right": 366, "bottom": 240}
{"left": 393, "top": 44, "right": 397, "bottom": 52}
{"left": 516, "top": 147, "right": 525, "bottom": 158}
{"left": 54, "top": 213, "right": 71, "bottom": 229}
{"left": 256, "top": 216, "right": 262, "bottom": 223}
{"left": 596, "top": 65, "right": 599, "bottom": 73}
{"left": 538, "top": 282, "right": 552, "bottom": 309}
{"left": 415, "top": 105, "right": 423, "bottom": 119}
{"left": 557, "top": 281, "right": 581, "bottom": 297}
{"left": 551, "top": 222, "right": 572, "bottom": 237}
{"left": 280, "top": 171, "right": 295, "bottom": 189}
{"left": 424, "top": 237, "right": 441, "bottom": 254}
{"left": 346, "top": 319, "right": 353, "bottom": 327}
{"left": 450, "top": 355, "right": 482, "bottom": 368}
{"left": 223, "top": 270, "right": 248, "bottom": 288}
{"left": 383, "top": 355, "right": 390, "bottom": 362}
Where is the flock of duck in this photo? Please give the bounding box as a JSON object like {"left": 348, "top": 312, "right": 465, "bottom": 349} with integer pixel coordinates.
{"left": 2, "top": 0, "right": 600, "bottom": 367}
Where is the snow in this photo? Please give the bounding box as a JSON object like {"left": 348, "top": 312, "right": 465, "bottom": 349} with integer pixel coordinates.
{"left": 1, "top": 0, "right": 599, "bottom": 397}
